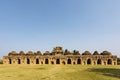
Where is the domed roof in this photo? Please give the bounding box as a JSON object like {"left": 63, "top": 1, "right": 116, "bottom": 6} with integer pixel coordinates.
{"left": 82, "top": 51, "right": 91, "bottom": 55}
{"left": 36, "top": 51, "right": 42, "bottom": 55}
{"left": 19, "top": 51, "right": 25, "bottom": 55}
{"left": 64, "top": 51, "right": 73, "bottom": 55}
{"left": 43, "top": 51, "right": 50, "bottom": 55}
{"left": 101, "top": 51, "right": 111, "bottom": 55}
{"left": 8, "top": 51, "right": 17, "bottom": 55}
{"left": 93, "top": 51, "right": 99, "bottom": 55}
{"left": 26, "top": 51, "right": 34, "bottom": 55}
{"left": 73, "top": 50, "right": 80, "bottom": 55}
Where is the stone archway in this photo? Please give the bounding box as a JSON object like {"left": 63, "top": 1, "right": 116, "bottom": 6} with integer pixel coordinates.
{"left": 67, "top": 59, "right": 71, "bottom": 64}
{"left": 87, "top": 59, "right": 91, "bottom": 64}
{"left": 27, "top": 58, "right": 30, "bottom": 64}
{"left": 97, "top": 59, "right": 101, "bottom": 64}
{"left": 108, "top": 59, "right": 112, "bottom": 65}
{"left": 77, "top": 58, "right": 81, "bottom": 64}
{"left": 56, "top": 59, "right": 60, "bottom": 64}
{"left": 18, "top": 59, "right": 21, "bottom": 64}
{"left": 45, "top": 59, "right": 49, "bottom": 64}
{"left": 36, "top": 58, "right": 39, "bottom": 64}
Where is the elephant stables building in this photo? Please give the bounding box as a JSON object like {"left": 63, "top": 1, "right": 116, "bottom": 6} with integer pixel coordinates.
{"left": 3, "top": 46, "right": 117, "bottom": 65}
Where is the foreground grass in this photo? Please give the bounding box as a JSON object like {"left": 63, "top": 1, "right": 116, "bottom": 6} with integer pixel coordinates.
{"left": 0, "top": 65, "right": 120, "bottom": 80}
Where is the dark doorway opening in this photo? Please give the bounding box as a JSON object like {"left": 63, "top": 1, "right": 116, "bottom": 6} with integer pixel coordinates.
{"left": 73, "top": 62, "right": 75, "bottom": 64}
{"left": 108, "top": 59, "right": 112, "bottom": 65}
{"left": 45, "top": 59, "right": 49, "bottom": 64}
{"left": 87, "top": 59, "right": 91, "bottom": 64}
{"left": 67, "top": 59, "right": 71, "bottom": 64}
{"left": 9, "top": 59, "right": 12, "bottom": 64}
{"left": 27, "top": 58, "right": 30, "bottom": 64}
{"left": 36, "top": 59, "right": 39, "bottom": 64}
{"left": 62, "top": 61, "right": 65, "bottom": 65}
{"left": 18, "top": 59, "right": 21, "bottom": 64}
{"left": 97, "top": 59, "right": 101, "bottom": 64}
{"left": 51, "top": 61, "right": 54, "bottom": 64}
{"left": 41, "top": 61, "right": 43, "bottom": 64}
{"left": 56, "top": 59, "right": 60, "bottom": 64}
{"left": 77, "top": 58, "right": 81, "bottom": 64}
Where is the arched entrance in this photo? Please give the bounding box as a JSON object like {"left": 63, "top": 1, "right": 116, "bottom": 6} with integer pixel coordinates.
{"left": 62, "top": 61, "right": 65, "bottom": 65}
{"left": 45, "top": 59, "right": 49, "bottom": 64}
{"left": 56, "top": 59, "right": 60, "bottom": 64}
{"left": 87, "top": 59, "right": 91, "bottom": 64}
{"left": 67, "top": 59, "right": 71, "bottom": 64}
{"left": 36, "top": 58, "right": 39, "bottom": 64}
{"left": 77, "top": 58, "right": 81, "bottom": 64}
{"left": 51, "top": 61, "right": 54, "bottom": 64}
{"left": 97, "top": 59, "right": 101, "bottom": 64}
{"left": 18, "top": 59, "right": 21, "bottom": 64}
{"left": 9, "top": 59, "right": 12, "bottom": 64}
{"left": 27, "top": 58, "right": 30, "bottom": 64}
{"left": 108, "top": 59, "right": 112, "bottom": 65}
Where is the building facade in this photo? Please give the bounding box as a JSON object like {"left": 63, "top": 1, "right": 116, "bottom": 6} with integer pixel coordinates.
{"left": 3, "top": 46, "right": 117, "bottom": 65}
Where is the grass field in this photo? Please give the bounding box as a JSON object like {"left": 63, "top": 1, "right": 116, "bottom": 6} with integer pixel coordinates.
{"left": 0, "top": 65, "right": 120, "bottom": 80}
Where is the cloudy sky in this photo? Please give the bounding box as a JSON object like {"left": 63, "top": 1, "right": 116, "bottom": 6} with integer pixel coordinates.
{"left": 0, "top": 0, "right": 120, "bottom": 58}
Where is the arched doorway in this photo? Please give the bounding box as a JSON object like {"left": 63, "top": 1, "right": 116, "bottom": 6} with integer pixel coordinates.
{"left": 87, "top": 59, "right": 91, "bottom": 64}
{"left": 18, "top": 59, "right": 21, "bottom": 64}
{"left": 67, "top": 59, "right": 71, "bottom": 64}
{"left": 36, "top": 58, "right": 39, "bottom": 64}
{"left": 51, "top": 61, "right": 54, "bottom": 64}
{"left": 62, "top": 61, "right": 65, "bottom": 65}
{"left": 9, "top": 59, "right": 12, "bottom": 64}
{"left": 97, "top": 59, "right": 101, "bottom": 64}
{"left": 27, "top": 58, "right": 30, "bottom": 64}
{"left": 73, "top": 62, "right": 75, "bottom": 65}
{"left": 45, "top": 59, "right": 49, "bottom": 64}
{"left": 108, "top": 59, "right": 112, "bottom": 65}
{"left": 56, "top": 59, "right": 60, "bottom": 64}
{"left": 77, "top": 58, "right": 81, "bottom": 64}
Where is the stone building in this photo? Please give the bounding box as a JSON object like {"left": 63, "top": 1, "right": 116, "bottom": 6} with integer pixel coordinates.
{"left": 3, "top": 46, "right": 117, "bottom": 65}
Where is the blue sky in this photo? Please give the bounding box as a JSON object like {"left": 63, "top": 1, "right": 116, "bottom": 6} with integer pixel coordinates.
{"left": 0, "top": 0, "right": 120, "bottom": 58}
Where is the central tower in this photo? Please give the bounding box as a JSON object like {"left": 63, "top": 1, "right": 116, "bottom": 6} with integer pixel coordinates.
{"left": 52, "top": 46, "right": 64, "bottom": 56}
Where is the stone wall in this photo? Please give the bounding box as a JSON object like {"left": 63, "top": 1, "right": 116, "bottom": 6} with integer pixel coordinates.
{"left": 3, "top": 55, "right": 117, "bottom": 65}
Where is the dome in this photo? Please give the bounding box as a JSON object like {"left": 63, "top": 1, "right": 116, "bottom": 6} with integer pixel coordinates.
{"left": 36, "top": 51, "right": 42, "bottom": 55}
{"left": 19, "top": 51, "right": 25, "bottom": 55}
{"left": 93, "top": 51, "right": 99, "bottom": 55}
{"left": 82, "top": 51, "right": 91, "bottom": 55}
{"left": 64, "top": 51, "right": 73, "bottom": 55}
{"left": 26, "top": 51, "right": 34, "bottom": 55}
{"left": 73, "top": 50, "right": 80, "bottom": 55}
{"left": 43, "top": 51, "right": 50, "bottom": 55}
{"left": 8, "top": 51, "right": 17, "bottom": 55}
{"left": 101, "top": 51, "right": 111, "bottom": 55}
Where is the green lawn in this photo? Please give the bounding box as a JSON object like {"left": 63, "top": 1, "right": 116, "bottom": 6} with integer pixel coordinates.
{"left": 0, "top": 65, "right": 120, "bottom": 80}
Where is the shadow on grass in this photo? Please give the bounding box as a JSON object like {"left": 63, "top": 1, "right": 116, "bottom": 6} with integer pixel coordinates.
{"left": 86, "top": 68, "right": 120, "bottom": 79}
